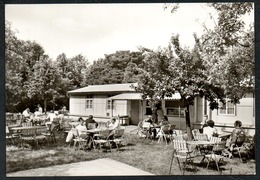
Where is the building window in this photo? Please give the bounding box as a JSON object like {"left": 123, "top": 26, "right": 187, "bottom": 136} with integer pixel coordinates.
{"left": 85, "top": 95, "right": 93, "bottom": 109}
{"left": 145, "top": 101, "right": 152, "bottom": 115}
{"left": 165, "top": 100, "right": 185, "bottom": 117}
{"left": 218, "top": 99, "right": 235, "bottom": 115}
{"left": 107, "top": 100, "right": 111, "bottom": 110}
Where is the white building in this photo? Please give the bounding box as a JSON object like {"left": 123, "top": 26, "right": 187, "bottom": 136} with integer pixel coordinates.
{"left": 68, "top": 83, "right": 255, "bottom": 135}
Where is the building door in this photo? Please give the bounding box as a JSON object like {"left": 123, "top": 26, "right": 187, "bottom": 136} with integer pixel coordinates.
{"left": 130, "top": 100, "right": 139, "bottom": 125}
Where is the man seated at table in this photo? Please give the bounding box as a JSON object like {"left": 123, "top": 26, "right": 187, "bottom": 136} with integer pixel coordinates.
{"left": 85, "top": 115, "right": 98, "bottom": 130}
{"left": 202, "top": 119, "right": 218, "bottom": 140}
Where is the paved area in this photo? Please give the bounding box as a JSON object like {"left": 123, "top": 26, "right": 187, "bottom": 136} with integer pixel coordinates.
{"left": 7, "top": 158, "right": 153, "bottom": 177}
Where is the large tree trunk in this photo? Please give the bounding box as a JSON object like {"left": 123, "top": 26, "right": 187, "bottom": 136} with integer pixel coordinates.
{"left": 185, "top": 105, "right": 193, "bottom": 140}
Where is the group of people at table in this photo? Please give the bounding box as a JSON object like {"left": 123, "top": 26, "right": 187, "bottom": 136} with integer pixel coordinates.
{"left": 21, "top": 105, "right": 67, "bottom": 127}
{"left": 199, "top": 119, "right": 248, "bottom": 158}
{"left": 65, "top": 115, "right": 120, "bottom": 149}
{"left": 140, "top": 114, "right": 249, "bottom": 157}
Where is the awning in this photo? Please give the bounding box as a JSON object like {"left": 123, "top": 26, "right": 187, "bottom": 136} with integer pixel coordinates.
{"left": 109, "top": 93, "right": 143, "bottom": 100}
{"left": 109, "top": 93, "right": 181, "bottom": 100}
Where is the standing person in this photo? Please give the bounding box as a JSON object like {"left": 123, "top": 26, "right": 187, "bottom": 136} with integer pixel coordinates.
{"left": 202, "top": 120, "right": 218, "bottom": 139}
{"left": 156, "top": 104, "right": 164, "bottom": 124}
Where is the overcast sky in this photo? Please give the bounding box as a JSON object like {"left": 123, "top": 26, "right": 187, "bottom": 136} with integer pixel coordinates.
{"left": 5, "top": 3, "right": 254, "bottom": 64}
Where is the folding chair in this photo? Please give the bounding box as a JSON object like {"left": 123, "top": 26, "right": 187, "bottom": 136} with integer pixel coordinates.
{"left": 191, "top": 129, "right": 200, "bottom": 138}
{"left": 204, "top": 137, "right": 226, "bottom": 171}
{"left": 93, "top": 129, "right": 111, "bottom": 151}
{"left": 6, "top": 126, "right": 19, "bottom": 145}
{"left": 108, "top": 128, "right": 125, "bottom": 151}
{"left": 194, "top": 134, "right": 208, "bottom": 141}
{"left": 72, "top": 128, "right": 88, "bottom": 150}
{"left": 19, "top": 128, "right": 37, "bottom": 149}
{"left": 41, "top": 122, "right": 58, "bottom": 144}
{"left": 169, "top": 140, "right": 196, "bottom": 175}
{"left": 87, "top": 123, "right": 97, "bottom": 130}
{"left": 158, "top": 124, "right": 177, "bottom": 145}
{"left": 22, "top": 122, "right": 33, "bottom": 127}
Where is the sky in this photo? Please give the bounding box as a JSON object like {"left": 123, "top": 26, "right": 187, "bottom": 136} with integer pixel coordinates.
{"left": 5, "top": 3, "right": 254, "bottom": 64}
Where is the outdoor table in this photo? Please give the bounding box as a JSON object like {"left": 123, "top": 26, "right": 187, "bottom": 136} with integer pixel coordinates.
{"left": 10, "top": 125, "right": 47, "bottom": 133}
{"left": 218, "top": 132, "right": 231, "bottom": 139}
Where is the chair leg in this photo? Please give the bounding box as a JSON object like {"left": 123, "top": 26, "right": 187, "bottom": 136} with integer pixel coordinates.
{"left": 169, "top": 150, "right": 176, "bottom": 174}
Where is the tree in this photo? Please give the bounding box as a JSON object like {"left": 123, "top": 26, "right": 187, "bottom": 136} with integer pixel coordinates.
{"left": 25, "top": 56, "right": 61, "bottom": 112}
{"left": 135, "top": 2, "right": 254, "bottom": 139}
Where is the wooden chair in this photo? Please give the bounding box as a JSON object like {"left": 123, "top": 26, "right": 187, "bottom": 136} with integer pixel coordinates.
{"left": 158, "top": 124, "right": 177, "bottom": 145}
{"left": 194, "top": 133, "right": 208, "bottom": 141}
{"left": 93, "top": 129, "right": 111, "bottom": 151}
{"left": 22, "top": 122, "right": 33, "bottom": 127}
{"left": 87, "top": 123, "right": 97, "bottom": 130}
{"left": 71, "top": 128, "right": 88, "bottom": 150}
{"left": 204, "top": 137, "right": 226, "bottom": 171}
{"left": 6, "top": 126, "right": 19, "bottom": 145}
{"left": 19, "top": 128, "right": 37, "bottom": 149}
{"left": 108, "top": 128, "right": 125, "bottom": 151}
{"left": 169, "top": 140, "right": 196, "bottom": 175}
{"left": 191, "top": 129, "right": 200, "bottom": 138}
{"left": 41, "top": 123, "right": 58, "bottom": 144}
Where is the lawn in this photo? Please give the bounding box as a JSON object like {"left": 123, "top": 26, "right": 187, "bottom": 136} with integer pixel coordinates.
{"left": 6, "top": 130, "right": 255, "bottom": 175}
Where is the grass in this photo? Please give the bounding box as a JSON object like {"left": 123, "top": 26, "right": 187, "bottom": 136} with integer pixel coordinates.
{"left": 6, "top": 130, "right": 255, "bottom": 175}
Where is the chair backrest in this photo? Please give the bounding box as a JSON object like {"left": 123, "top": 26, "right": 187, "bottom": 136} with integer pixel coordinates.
{"left": 52, "top": 117, "right": 60, "bottom": 123}
{"left": 22, "top": 122, "right": 32, "bottom": 127}
{"left": 114, "top": 128, "right": 125, "bottom": 138}
{"left": 36, "top": 127, "right": 48, "bottom": 134}
{"left": 21, "top": 128, "right": 36, "bottom": 137}
{"left": 88, "top": 123, "right": 97, "bottom": 130}
{"left": 99, "top": 129, "right": 110, "bottom": 138}
{"left": 194, "top": 134, "right": 208, "bottom": 141}
{"left": 209, "top": 136, "right": 222, "bottom": 144}
{"left": 174, "top": 135, "right": 184, "bottom": 140}
{"left": 192, "top": 129, "right": 200, "bottom": 137}
{"left": 173, "top": 140, "right": 188, "bottom": 152}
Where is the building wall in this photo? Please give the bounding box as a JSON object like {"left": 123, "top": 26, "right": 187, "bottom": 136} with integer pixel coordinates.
{"left": 210, "top": 93, "right": 254, "bottom": 127}
{"left": 113, "top": 100, "right": 128, "bottom": 117}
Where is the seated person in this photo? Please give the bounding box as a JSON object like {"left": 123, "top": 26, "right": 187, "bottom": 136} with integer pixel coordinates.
{"left": 76, "top": 117, "right": 87, "bottom": 139}
{"left": 159, "top": 115, "right": 171, "bottom": 126}
{"left": 34, "top": 108, "right": 41, "bottom": 116}
{"left": 229, "top": 120, "right": 246, "bottom": 151}
{"left": 85, "top": 115, "right": 98, "bottom": 129}
{"left": 159, "top": 116, "right": 173, "bottom": 135}
{"left": 106, "top": 117, "right": 120, "bottom": 140}
{"left": 22, "top": 108, "right": 31, "bottom": 122}
{"left": 142, "top": 115, "right": 157, "bottom": 139}
{"left": 45, "top": 111, "right": 59, "bottom": 126}
{"left": 107, "top": 117, "right": 119, "bottom": 130}
{"left": 66, "top": 117, "right": 87, "bottom": 143}
{"left": 202, "top": 119, "right": 218, "bottom": 139}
